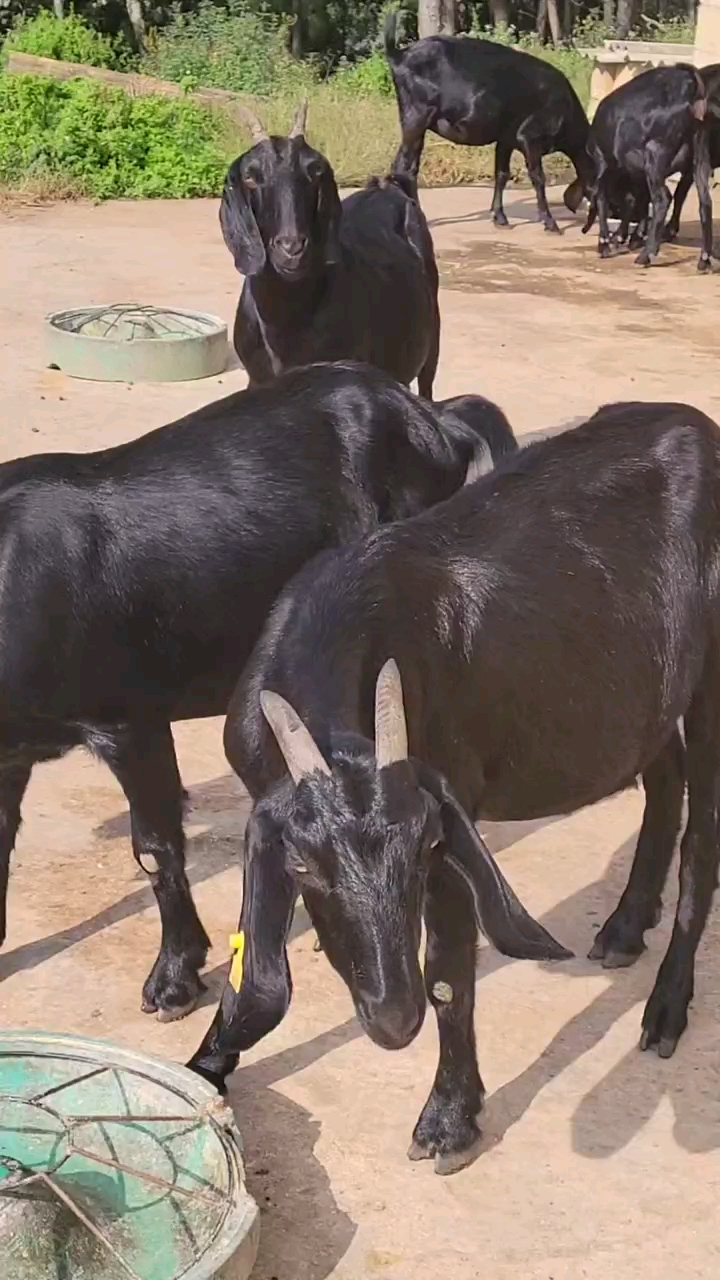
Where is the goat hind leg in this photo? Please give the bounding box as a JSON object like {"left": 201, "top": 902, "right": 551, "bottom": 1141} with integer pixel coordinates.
{"left": 410, "top": 856, "right": 484, "bottom": 1175}
{"left": 490, "top": 135, "right": 514, "bottom": 228}
{"left": 91, "top": 722, "right": 210, "bottom": 1020}
{"left": 589, "top": 728, "right": 685, "bottom": 968}
{"left": 0, "top": 764, "right": 32, "bottom": 947}
{"left": 641, "top": 657, "right": 720, "bottom": 1056}
{"left": 518, "top": 132, "right": 560, "bottom": 233}
{"left": 635, "top": 159, "right": 670, "bottom": 265}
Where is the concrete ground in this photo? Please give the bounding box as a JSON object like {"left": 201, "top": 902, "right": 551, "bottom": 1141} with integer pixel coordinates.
{"left": 2, "top": 184, "right": 720, "bottom": 1280}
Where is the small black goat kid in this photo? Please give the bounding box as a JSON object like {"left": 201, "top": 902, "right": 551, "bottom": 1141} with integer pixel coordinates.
{"left": 221, "top": 102, "right": 440, "bottom": 397}
{"left": 191, "top": 401, "right": 720, "bottom": 1174}
{"left": 384, "top": 12, "right": 593, "bottom": 233}
{"left": 0, "top": 361, "right": 514, "bottom": 1023}
{"left": 586, "top": 64, "right": 714, "bottom": 269}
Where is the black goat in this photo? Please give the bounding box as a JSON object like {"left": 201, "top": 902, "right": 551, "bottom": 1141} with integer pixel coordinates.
{"left": 191, "top": 400, "right": 720, "bottom": 1174}
{"left": 586, "top": 64, "right": 713, "bottom": 269}
{"left": 221, "top": 102, "right": 440, "bottom": 398}
{"left": 663, "top": 63, "right": 720, "bottom": 243}
{"left": 0, "top": 361, "right": 514, "bottom": 1022}
{"left": 384, "top": 12, "right": 593, "bottom": 233}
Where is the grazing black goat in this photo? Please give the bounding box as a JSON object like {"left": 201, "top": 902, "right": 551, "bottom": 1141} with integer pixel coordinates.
{"left": 384, "top": 11, "right": 593, "bottom": 233}
{"left": 663, "top": 63, "right": 720, "bottom": 243}
{"left": 0, "top": 361, "right": 514, "bottom": 1022}
{"left": 221, "top": 102, "right": 440, "bottom": 398}
{"left": 586, "top": 64, "right": 713, "bottom": 269}
{"left": 191, "top": 400, "right": 720, "bottom": 1174}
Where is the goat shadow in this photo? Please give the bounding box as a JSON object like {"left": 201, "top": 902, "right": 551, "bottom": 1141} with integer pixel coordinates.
{"left": 427, "top": 192, "right": 579, "bottom": 232}
{"left": 477, "top": 825, "right": 720, "bottom": 1161}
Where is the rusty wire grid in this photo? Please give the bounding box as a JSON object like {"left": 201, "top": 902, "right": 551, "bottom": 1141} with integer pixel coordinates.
{"left": 0, "top": 1062, "right": 235, "bottom": 1280}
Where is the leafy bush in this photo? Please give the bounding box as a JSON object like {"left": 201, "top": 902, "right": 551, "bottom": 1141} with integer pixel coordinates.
{"left": 332, "top": 50, "right": 393, "bottom": 95}
{"left": 5, "top": 11, "right": 133, "bottom": 71}
{"left": 141, "top": 0, "right": 316, "bottom": 96}
{"left": 0, "top": 73, "right": 229, "bottom": 197}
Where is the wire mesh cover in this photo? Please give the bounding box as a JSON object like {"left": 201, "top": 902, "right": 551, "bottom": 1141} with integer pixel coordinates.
{"left": 0, "top": 1038, "right": 254, "bottom": 1280}
{"left": 51, "top": 305, "right": 221, "bottom": 343}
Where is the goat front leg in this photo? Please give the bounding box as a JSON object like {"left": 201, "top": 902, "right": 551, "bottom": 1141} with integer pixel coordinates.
{"left": 409, "top": 855, "right": 484, "bottom": 1175}
{"left": 590, "top": 728, "right": 685, "bottom": 967}
{"left": 0, "top": 764, "right": 32, "bottom": 948}
{"left": 641, "top": 657, "right": 720, "bottom": 1056}
{"left": 91, "top": 722, "right": 210, "bottom": 1020}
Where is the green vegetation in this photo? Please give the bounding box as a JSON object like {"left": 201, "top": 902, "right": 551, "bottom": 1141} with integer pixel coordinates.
{"left": 0, "top": 6, "right": 697, "bottom": 202}
{"left": 0, "top": 74, "right": 230, "bottom": 198}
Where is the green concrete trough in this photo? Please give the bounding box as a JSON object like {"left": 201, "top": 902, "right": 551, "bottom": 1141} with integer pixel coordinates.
{"left": 0, "top": 1031, "right": 260, "bottom": 1280}
{"left": 44, "top": 304, "right": 229, "bottom": 383}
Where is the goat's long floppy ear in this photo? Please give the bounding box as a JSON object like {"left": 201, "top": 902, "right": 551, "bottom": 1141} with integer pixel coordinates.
{"left": 417, "top": 767, "right": 573, "bottom": 961}
{"left": 261, "top": 690, "right": 331, "bottom": 783}
{"left": 317, "top": 162, "right": 342, "bottom": 266}
{"left": 219, "top": 172, "right": 266, "bottom": 277}
{"left": 187, "top": 807, "right": 296, "bottom": 1084}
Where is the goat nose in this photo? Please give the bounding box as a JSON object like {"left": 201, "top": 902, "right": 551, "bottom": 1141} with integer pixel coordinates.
{"left": 362, "top": 1000, "right": 424, "bottom": 1050}
{"left": 273, "top": 234, "right": 308, "bottom": 258}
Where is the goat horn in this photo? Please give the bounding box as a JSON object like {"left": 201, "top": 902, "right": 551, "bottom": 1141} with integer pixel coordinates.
{"left": 260, "top": 690, "right": 331, "bottom": 784}
{"left": 374, "top": 659, "right": 408, "bottom": 768}
{"left": 237, "top": 103, "right": 269, "bottom": 145}
{"left": 289, "top": 98, "right": 309, "bottom": 139}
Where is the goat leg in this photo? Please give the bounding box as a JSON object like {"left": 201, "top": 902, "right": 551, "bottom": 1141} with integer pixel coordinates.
{"left": 589, "top": 729, "right": 684, "bottom": 967}
{"left": 0, "top": 764, "right": 32, "bottom": 947}
{"left": 409, "top": 855, "right": 485, "bottom": 1175}
{"left": 664, "top": 167, "right": 693, "bottom": 242}
{"left": 490, "top": 135, "right": 514, "bottom": 228}
{"left": 694, "top": 124, "right": 717, "bottom": 273}
{"left": 641, "top": 658, "right": 720, "bottom": 1056}
{"left": 517, "top": 127, "right": 560, "bottom": 234}
{"left": 89, "top": 721, "right": 209, "bottom": 1019}
{"left": 635, "top": 163, "right": 670, "bottom": 266}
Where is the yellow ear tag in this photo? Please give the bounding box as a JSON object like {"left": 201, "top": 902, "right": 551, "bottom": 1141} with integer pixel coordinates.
{"left": 228, "top": 931, "right": 246, "bottom": 993}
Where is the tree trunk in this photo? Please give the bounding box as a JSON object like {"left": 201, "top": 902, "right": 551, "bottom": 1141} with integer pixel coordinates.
{"left": 418, "top": 0, "right": 442, "bottom": 37}
{"left": 686, "top": 0, "right": 696, "bottom": 21}
{"left": 489, "top": 0, "right": 511, "bottom": 29}
{"left": 615, "top": 0, "right": 636, "bottom": 38}
{"left": 604, "top": 0, "right": 615, "bottom": 31}
{"left": 125, "top": 0, "right": 146, "bottom": 52}
{"left": 563, "top": 0, "right": 572, "bottom": 38}
{"left": 52, "top": 0, "right": 65, "bottom": 18}
{"left": 440, "top": 0, "right": 459, "bottom": 34}
{"left": 536, "top": 0, "right": 548, "bottom": 39}
{"left": 547, "top": 0, "right": 562, "bottom": 43}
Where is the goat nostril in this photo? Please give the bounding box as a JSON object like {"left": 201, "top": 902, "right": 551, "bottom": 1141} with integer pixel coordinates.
{"left": 274, "top": 235, "right": 308, "bottom": 258}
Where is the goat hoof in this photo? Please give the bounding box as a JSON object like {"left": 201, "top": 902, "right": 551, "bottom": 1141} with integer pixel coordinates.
{"left": 434, "top": 1135, "right": 484, "bottom": 1176}
{"left": 634, "top": 249, "right": 654, "bottom": 267}
{"left": 492, "top": 212, "right": 510, "bottom": 228}
{"left": 598, "top": 241, "right": 612, "bottom": 259}
{"left": 407, "top": 1139, "right": 433, "bottom": 1162}
{"left": 697, "top": 255, "right": 720, "bottom": 274}
{"left": 640, "top": 979, "right": 691, "bottom": 1057}
{"left": 544, "top": 221, "right": 562, "bottom": 235}
{"left": 662, "top": 225, "right": 678, "bottom": 243}
{"left": 142, "top": 952, "right": 206, "bottom": 1019}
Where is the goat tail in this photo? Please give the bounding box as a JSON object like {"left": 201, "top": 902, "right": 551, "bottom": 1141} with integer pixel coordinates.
{"left": 692, "top": 66, "right": 708, "bottom": 120}
{"left": 383, "top": 8, "right": 402, "bottom": 59}
{"left": 437, "top": 395, "right": 518, "bottom": 480}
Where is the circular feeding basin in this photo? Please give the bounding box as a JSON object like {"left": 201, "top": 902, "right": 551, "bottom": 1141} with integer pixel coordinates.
{"left": 45, "top": 304, "right": 229, "bottom": 383}
{"left": 0, "top": 1031, "right": 259, "bottom": 1280}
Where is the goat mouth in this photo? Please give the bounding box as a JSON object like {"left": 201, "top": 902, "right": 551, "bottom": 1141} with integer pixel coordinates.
{"left": 356, "top": 1004, "right": 426, "bottom": 1051}
{"left": 271, "top": 252, "right": 312, "bottom": 280}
